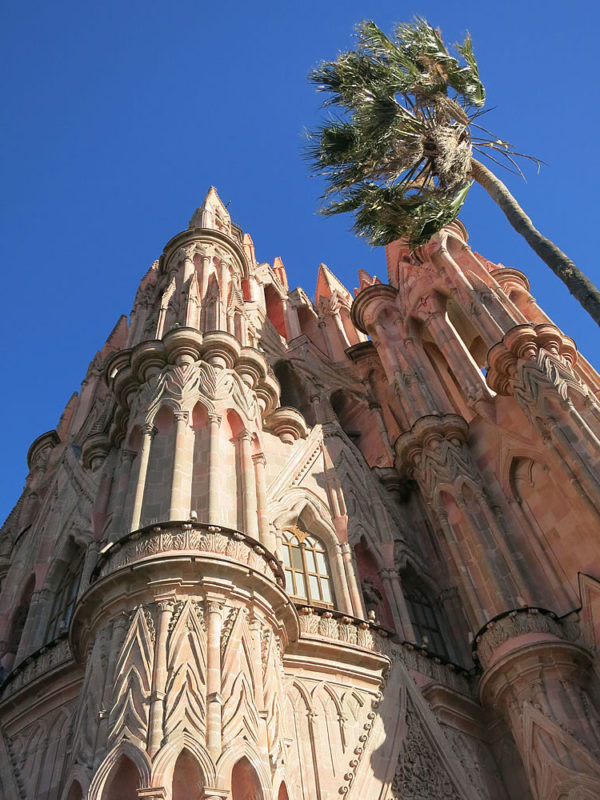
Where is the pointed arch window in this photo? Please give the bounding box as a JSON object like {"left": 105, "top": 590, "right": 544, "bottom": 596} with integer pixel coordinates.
{"left": 45, "top": 555, "right": 83, "bottom": 643}
{"left": 281, "top": 527, "right": 333, "bottom": 606}
{"left": 403, "top": 580, "right": 449, "bottom": 659}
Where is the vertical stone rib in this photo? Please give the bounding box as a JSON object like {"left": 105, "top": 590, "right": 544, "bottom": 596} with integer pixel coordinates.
{"left": 147, "top": 599, "right": 174, "bottom": 756}
{"left": 238, "top": 431, "right": 258, "bottom": 537}
{"left": 207, "top": 414, "right": 222, "bottom": 525}
{"left": 169, "top": 411, "right": 191, "bottom": 521}
{"left": 130, "top": 424, "right": 156, "bottom": 532}
{"left": 205, "top": 599, "right": 223, "bottom": 759}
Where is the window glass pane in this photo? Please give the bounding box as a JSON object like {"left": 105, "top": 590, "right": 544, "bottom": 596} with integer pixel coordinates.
{"left": 305, "top": 549, "right": 317, "bottom": 572}
{"left": 320, "top": 578, "right": 332, "bottom": 603}
{"left": 285, "top": 569, "right": 294, "bottom": 593}
{"left": 282, "top": 547, "right": 291, "bottom": 567}
{"left": 308, "top": 574, "right": 320, "bottom": 600}
{"left": 295, "top": 572, "right": 307, "bottom": 599}
{"left": 292, "top": 547, "right": 303, "bottom": 571}
{"left": 315, "top": 551, "right": 327, "bottom": 575}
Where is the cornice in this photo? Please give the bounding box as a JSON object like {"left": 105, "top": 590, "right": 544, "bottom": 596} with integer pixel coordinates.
{"left": 159, "top": 227, "right": 250, "bottom": 278}
{"left": 350, "top": 283, "right": 398, "bottom": 333}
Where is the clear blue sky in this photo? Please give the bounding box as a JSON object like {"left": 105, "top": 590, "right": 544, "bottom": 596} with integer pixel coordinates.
{"left": 1, "top": 0, "right": 599, "bottom": 521}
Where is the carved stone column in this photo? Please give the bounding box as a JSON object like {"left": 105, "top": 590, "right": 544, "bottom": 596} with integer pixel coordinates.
{"left": 396, "top": 413, "right": 524, "bottom": 625}
{"left": 110, "top": 449, "right": 136, "bottom": 539}
{"left": 95, "top": 611, "right": 130, "bottom": 764}
{"left": 333, "top": 542, "right": 353, "bottom": 616}
{"left": 169, "top": 410, "right": 192, "bottom": 521}
{"left": 147, "top": 598, "right": 175, "bottom": 756}
{"left": 488, "top": 323, "right": 600, "bottom": 515}
{"left": 380, "top": 568, "right": 413, "bottom": 639}
{"left": 237, "top": 431, "right": 258, "bottom": 538}
{"left": 202, "top": 790, "right": 229, "bottom": 800}
{"left": 426, "top": 309, "right": 490, "bottom": 404}
{"left": 285, "top": 301, "right": 302, "bottom": 339}
{"left": 205, "top": 599, "right": 223, "bottom": 760}
{"left": 252, "top": 453, "right": 274, "bottom": 551}
{"left": 131, "top": 424, "right": 157, "bottom": 532}
{"left": 77, "top": 540, "right": 99, "bottom": 601}
{"left": 207, "top": 414, "right": 222, "bottom": 525}
{"left": 476, "top": 609, "right": 600, "bottom": 799}
{"left": 341, "top": 542, "right": 366, "bottom": 618}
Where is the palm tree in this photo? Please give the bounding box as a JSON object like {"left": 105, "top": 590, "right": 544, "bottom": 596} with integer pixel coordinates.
{"left": 306, "top": 18, "right": 600, "bottom": 326}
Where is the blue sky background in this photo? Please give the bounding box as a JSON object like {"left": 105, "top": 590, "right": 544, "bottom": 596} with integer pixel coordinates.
{"left": 1, "top": 0, "right": 599, "bottom": 521}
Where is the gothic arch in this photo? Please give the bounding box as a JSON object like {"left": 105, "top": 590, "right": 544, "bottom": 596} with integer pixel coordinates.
{"left": 88, "top": 741, "right": 151, "bottom": 800}
{"left": 264, "top": 283, "right": 287, "bottom": 338}
{"left": 171, "top": 747, "right": 206, "bottom": 800}
{"left": 64, "top": 780, "right": 83, "bottom": 800}
{"left": 271, "top": 491, "right": 343, "bottom": 606}
{"left": 277, "top": 780, "right": 291, "bottom": 800}
{"left": 230, "top": 755, "right": 266, "bottom": 800}
{"left": 216, "top": 743, "right": 271, "bottom": 798}
{"left": 151, "top": 735, "right": 215, "bottom": 789}
{"left": 59, "top": 765, "right": 90, "bottom": 800}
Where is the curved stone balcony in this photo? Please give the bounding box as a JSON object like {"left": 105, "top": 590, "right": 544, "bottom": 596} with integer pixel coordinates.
{"left": 92, "top": 520, "right": 285, "bottom": 586}
{"left": 0, "top": 634, "right": 75, "bottom": 703}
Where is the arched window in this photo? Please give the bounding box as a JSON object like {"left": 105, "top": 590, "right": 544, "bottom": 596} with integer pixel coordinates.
{"left": 281, "top": 527, "right": 333, "bottom": 606}
{"left": 402, "top": 571, "right": 449, "bottom": 659}
{"left": 45, "top": 555, "right": 83, "bottom": 643}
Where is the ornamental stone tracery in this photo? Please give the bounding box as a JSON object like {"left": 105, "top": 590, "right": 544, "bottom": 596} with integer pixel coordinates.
{"left": 2, "top": 189, "right": 600, "bottom": 800}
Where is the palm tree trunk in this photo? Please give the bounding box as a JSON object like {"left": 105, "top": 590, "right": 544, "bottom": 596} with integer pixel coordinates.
{"left": 470, "top": 158, "right": 600, "bottom": 327}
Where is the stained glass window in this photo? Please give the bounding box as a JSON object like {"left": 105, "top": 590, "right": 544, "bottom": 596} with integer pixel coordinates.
{"left": 281, "top": 527, "right": 333, "bottom": 606}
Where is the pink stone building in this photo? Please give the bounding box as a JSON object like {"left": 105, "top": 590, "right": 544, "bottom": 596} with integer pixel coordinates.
{"left": 1, "top": 188, "right": 600, "bottom": 799}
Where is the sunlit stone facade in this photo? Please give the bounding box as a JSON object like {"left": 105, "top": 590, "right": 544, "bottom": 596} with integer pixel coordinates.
{"left": 2, "top": 188, "right": 600, "bottom": 799}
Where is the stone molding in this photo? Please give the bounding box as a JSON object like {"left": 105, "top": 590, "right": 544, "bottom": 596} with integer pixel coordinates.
{"left": 473, "top": 607, "right": 568, "bottom": 669}
{"left": 263, "top": 406, "right": 309, "bottom": 443}
{"left": 297, "top": 605, "right": 389, "bottom": 654}
{"left": 490, "top": 267, "right": 530, "bottom": 294}
{"left": 0, "top": 634, "right": 73, "bottom": 702}
{"left": 104, "top": 328, "right": 279, "bottom": 445}
{"left": 92, "top": 520, "right": 285, "bottom": 586}
{"left": 487, "top": 323, "right": 578, "bottom": 396}
{"left": 350, "top": 283, "right": 397, "bottom": 334}
{"left": 26, "top": 429, "right": 60, "bottom": 471}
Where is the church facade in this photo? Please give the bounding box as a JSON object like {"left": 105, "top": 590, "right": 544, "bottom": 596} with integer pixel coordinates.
{"left": 1, "top": 188, "right": 600, "bottom": 799}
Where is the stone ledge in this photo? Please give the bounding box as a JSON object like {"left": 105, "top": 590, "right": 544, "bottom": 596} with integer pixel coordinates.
{"left": 0, "top": 634, "right": 73, "bottom": 702}
{"left": 93, "top": 520, "right": 285, "bottom": 586}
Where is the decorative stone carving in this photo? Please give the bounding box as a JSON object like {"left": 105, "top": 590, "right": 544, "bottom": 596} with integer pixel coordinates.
{"left": 392, "top": 700, "right": 462, "bottom": 800}
{"left": 395, "top": 414, "right": 474, "bottom": 501}
{"left": 93, "top": 521, "right": 285, "bottom": 586}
